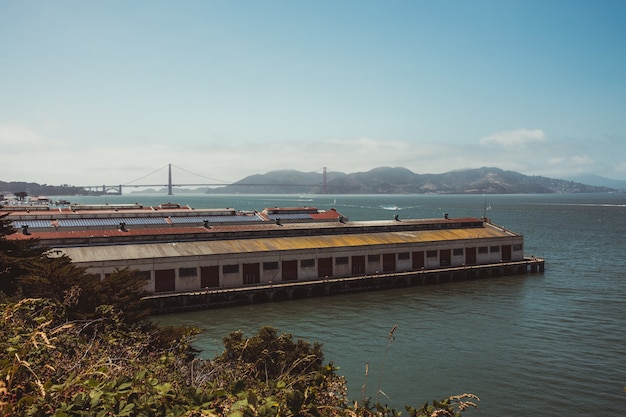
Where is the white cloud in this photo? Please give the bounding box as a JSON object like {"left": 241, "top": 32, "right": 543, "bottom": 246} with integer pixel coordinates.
{"left": 0, "top": 123, "right": 45, "bottom": 149}
{"left": 540, "top": 154, "right": 595, "bottom": 177}
{"left": 4, "top": 128, "right": 626, "bottom": 186}
{"left": 2, "top": 136, "right": 454, "bottom": 185}
{"left": 480, "top": 129, "right": 546, "bottom": 147}
{"left": 571, "top": 155, "right": 594, "bottom": 166}
{"left": 615, "top": 162, "right": 626, "bottom": 173}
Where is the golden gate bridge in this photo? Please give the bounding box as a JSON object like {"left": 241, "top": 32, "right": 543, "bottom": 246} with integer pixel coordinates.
{"left": 79, "top": 164, "right": 328, "bottom": 195}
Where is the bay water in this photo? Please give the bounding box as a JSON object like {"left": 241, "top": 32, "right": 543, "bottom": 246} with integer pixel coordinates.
{"left": 67, "top": 193, "right": 626, "bottom": 416}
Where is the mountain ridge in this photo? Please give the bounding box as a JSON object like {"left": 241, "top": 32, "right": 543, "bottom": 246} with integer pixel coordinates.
{"left": 2, "top": 167, "right": 619, "bottom": 196}
{"left": 564, "top": 173, "right": 626, "bottom": 190}
{"left": 205, "top": 166, "right": 617, "bottom": 194}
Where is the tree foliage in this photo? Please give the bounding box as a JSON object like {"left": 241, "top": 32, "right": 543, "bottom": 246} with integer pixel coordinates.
{"left": 218, "top": 327, "right": 324, "bottom": 382}
{"left": 0, "top": 297, "right": 206, "bottom": 416}
{"left": 1, "top": 217, "right": 150, "bottom": 324}
{"left": 0, "top": 214, "right": 48, "bottom": 296}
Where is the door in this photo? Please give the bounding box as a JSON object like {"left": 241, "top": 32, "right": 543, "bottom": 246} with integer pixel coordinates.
{"left": 382, "top": 253, "right": 396, "bottom": 272}
{"left": 501, "top": 245, "right": 512, "bottom": 261}
{"left": 282, "top": 260, "right": 298, "bottom": 281}
{"left": 200, "top": 265, "right": 219, "bottom": 288}
{"left": 351, "top": 255, "right": 365, "bottom": 275}
{"left": 412, "top": 251, "right": 425, "bottom": 269}
{"left": 440, "top": 249, "right": 451, "bottom": 267}
{"left": 318, "top": 257, "right": 333, "bottom": 278}
{"left": 243, "top": 263, "right": 260, "bottom": 285}
{"left": 154, "top": 269, "right": 175, "bottom": 292}
{"left": 465, "top": 247, "right": 477, "bottom": 265}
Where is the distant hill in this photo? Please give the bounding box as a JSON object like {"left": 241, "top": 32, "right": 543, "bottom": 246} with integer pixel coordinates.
{"left": 205, "top": 167, "right": 617, "bottom": 194}
{"left": 565, "top": 174, "right": 626, "bottom": 191}
{"left": 0, "top": 181, "right": 93, "bottom": 197}
{"left": 3, "top": 167, "right": 619, "bottom": 197}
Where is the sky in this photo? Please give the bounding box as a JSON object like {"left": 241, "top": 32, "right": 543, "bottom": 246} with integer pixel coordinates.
{"left": 1, "top": 0, "right": 625, "bottom": 187}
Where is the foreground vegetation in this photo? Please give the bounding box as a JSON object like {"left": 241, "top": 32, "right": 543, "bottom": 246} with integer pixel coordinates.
{"left": 0, "top": 214, "right": 478, "bottom": 416}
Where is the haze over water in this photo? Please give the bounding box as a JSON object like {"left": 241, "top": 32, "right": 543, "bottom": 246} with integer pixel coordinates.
{"left": 68, "top": 192, "right": 626, "bottom": 416}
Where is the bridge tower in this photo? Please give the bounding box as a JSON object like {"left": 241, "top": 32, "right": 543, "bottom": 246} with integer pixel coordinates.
{"left": 168, "top": 163, "right": 173, "bottom": 195}
{"left": 323, "top": 166, "right": 327, "bottom": 194}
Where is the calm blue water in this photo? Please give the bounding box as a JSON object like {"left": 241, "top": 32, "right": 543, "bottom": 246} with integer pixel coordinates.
{"left": 67, "top": 193, "right": 626, "bottom": 416}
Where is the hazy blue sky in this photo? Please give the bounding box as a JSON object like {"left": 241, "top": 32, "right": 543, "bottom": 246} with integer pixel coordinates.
{"left": 1, "top": 0, "right": 625, "bottom": 186}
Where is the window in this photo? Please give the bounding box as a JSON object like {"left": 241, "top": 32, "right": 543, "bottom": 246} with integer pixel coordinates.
{"left": 301, "top": 259, "right": 315, "bottom": 268}
{"left": 453, "top": 248, "right": 464, "bottom": 256}
{"left": 368, "top": 254, "right": 380, "bottom": 263}
{"left": 263, "top": 261, "right": 279, "bottom": 270}
{"left": 136, "top": 271, "right": 151, "bottom": 281}
{"left": 179, "top": 267, "right": 197, "bottom": 277}
{"left": 426, "top": 250, "right": 438, "bottom": 258}
{"left": 490, "top": 246, "right": 500, "bottom": 253}
{"left": 398, "top": 252, "right": 410, "bottom": 260}
{"left": 513, "top": 244, "right": 523, "bottom": 251}
{"left": 223, "top": 264, "right": 239, "bottom": 274}
{"left": 335, "top": 256, "right": 349, "bottom": 265}
{"left": 478, "top": 246, "right": 489, "bottom": 254}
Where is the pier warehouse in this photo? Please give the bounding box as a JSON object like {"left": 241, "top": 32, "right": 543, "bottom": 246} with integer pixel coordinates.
{"left": 3, "top": 203, "right": 543, "bottom": 311}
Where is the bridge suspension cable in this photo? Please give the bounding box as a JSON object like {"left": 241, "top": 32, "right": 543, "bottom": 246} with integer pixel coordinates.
{"left": 170, "top": 164, "right": 232, "bottom": 184}
{"left": 123, "top": 164, "right": 170, "bottom": 186}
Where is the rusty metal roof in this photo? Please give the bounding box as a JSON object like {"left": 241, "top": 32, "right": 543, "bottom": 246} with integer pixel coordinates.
{"left": 2, "top": 205, "right": 343, "bottom": 241}
{"left": 58, "top": 224, "right": 516, "bottom": 263}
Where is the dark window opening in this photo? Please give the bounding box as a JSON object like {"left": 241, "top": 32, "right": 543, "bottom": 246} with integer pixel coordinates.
{"left": 223, "top": 264, "right": 239, "bottom": 274}
{"left": 263, "top": 261, "right": 279, "bottom": 270}
{"left": 179, "top": 267, "right": 197, "bottom": 277}
{"left": 301, "top": 259, "right": 315, "bottom": 268}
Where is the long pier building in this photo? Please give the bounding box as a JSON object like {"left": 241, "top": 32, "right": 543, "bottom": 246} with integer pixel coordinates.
{"left": 2, "top": 202, "right": 544, "bottom": 312}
